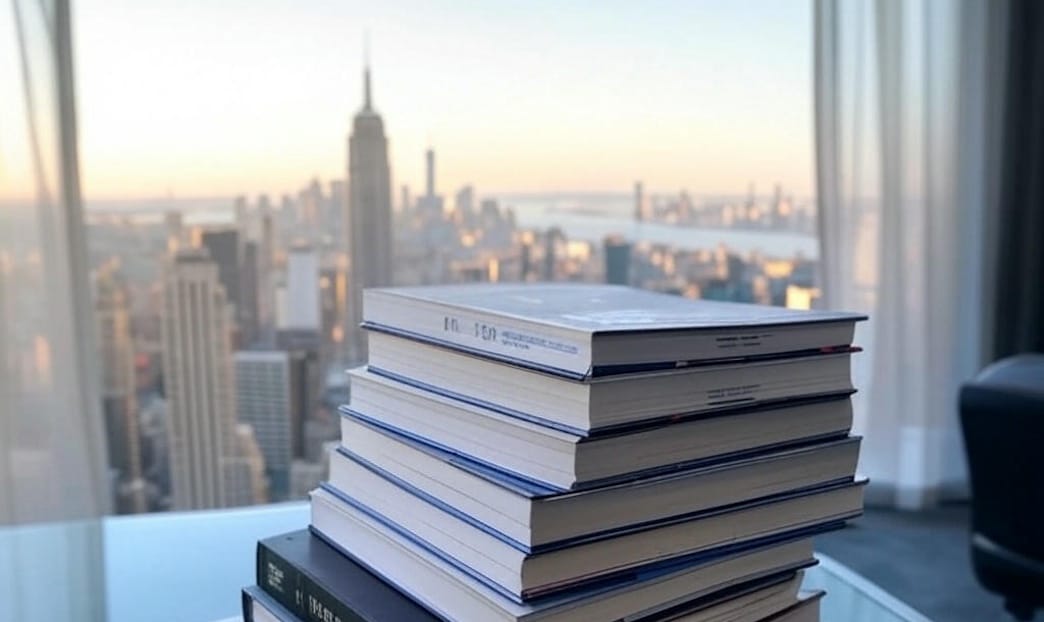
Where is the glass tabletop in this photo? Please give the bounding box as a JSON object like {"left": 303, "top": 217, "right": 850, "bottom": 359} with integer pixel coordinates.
{"left": 1, "top": 503, "right": 932, "bottom": 622}
{"left": 803, "top": 553, "right": 931, "bottom": 622}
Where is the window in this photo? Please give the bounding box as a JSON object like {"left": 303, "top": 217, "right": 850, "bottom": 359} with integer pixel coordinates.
{"left": 71, "top": 0, "right": 818, "bottom": 513}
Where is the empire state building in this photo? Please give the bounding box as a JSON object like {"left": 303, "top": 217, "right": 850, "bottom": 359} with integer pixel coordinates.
{"left": 345, "top": 63, "right": 392, "bottom": 363}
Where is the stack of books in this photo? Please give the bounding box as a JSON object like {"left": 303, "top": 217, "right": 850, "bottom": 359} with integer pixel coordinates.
{"left": 243, "top": 284, "right": 867, "bottom": 622}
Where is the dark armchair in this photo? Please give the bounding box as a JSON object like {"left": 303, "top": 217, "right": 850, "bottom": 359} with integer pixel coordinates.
{"left": 960, "top": 354, "right": 1044, "bottom": 621}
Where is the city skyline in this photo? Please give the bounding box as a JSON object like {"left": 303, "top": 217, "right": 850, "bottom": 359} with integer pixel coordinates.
{"left": 78, "top": 139, "right": 819, "bottom": 515}
{"left": 51, "top": 0, "right": 815, "bottom": 200}
{"left": 32, "top": 1, "right": 826, "bottom": 516}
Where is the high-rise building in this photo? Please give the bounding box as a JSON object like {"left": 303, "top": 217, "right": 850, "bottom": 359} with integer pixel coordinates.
{"left": 328, "top": 179, "right": 346, "bottom": 241}
{"left": 603, "top": 236, "right": 632, "bottom": 286}
{"left": 319, "top": 264, "right": 345, "bottom": 367}
{"left": 201, "top": 228, "right": 244, "bottom": 348}
{"left": 94, "top": 263, "right": 146, "bottom": 514}
{"left": 160, "top": 249, "right": 238, "bottom": 510}
{"left": 222, "top": 424, "right": 269, "bottom": 507}
{"left": 416, "top": 149, "right": 445, "bottom": 218}
{"left": 634, "top": 181, "right": 644, "bottom": 222}
{"left": 234, "top": 349, "right": 315, "bottom": 500}
{"left": 745, "top": 181, "right": 756, "bottom": 221}
{"left": 543, "top": 227, "right": 566, "bottom": 281}
{"left": 480, "top": 198, "right": 500, "bottom": 225}
{"left": 301, "top": 178, "right": 323, "bottom": 232}
{"left": 456, "top": 185, "right": 475, "bottom": 222}
{"left": 240, "top": 241, "right": 260, "bottom": 345}
{"left": 426, "top": 149, "right": 435, "bottom": 197}
{"left": 259, "top": 200, "right": 276, "bottom": 334}
{"left": 519, "top": 232, "right": 536, "bottom": 282}
{"left": 289, "top": 441, "right": 335, "bottom": 499}
{"left": 289, "top": 458, "right": 328, "bottom": 500}
{"left": 165, "top": 211, "right": 183, "bottom": 252}
{"left": 234, "top": 195, "right": 248, "bottom": 233}
{"left": 284, "top": 244, "right": 320, "bottom": 331}
{"left": 138, "top": 396, "right": 170, "bottom": 511}
{"left": 345, "top": 61, "right": 393, "bottom": 363}
{"left": 771, "top": 183, "right": 784, "bottom": 229}
{"left": 304, "top": 416, "right": 339, "bottom": 463}
{"left": 200, "top": 229, "right": 241, "bottom": 313}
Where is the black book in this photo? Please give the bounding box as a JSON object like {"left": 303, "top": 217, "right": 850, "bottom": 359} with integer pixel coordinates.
{"left": 242, "top": 585, "right": 297, "bottom": 622}
{"left": 256, "top": 529, "right": 441, "bottom": 622}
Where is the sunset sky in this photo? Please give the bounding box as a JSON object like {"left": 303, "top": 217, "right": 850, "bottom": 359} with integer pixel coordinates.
{"left": 10, "top": 0, "right": 814, "bottom": 201}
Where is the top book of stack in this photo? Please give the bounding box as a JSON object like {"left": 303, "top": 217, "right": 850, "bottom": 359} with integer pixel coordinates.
{"left": 363, "top": 284, "right": 865, "bottom": 381}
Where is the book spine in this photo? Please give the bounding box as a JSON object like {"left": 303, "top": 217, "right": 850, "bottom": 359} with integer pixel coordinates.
{"left": 257, "top": 541, "right": 367, "bottom": 622}
{"left": 241, "top": 589, "right": 254, "bottom": 622}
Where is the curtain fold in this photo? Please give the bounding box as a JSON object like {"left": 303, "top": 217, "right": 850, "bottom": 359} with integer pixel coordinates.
{"left": 814, "top": 0, "right": 1006, "bottom": 509}
{"left": 1, "top": 0, "right": 108, "bottom": 620}
{"left": 994, "top": 0, "right": 1044, "bottom": 357}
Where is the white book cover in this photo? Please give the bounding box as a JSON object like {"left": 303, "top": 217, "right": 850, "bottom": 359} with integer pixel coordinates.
{"left": 363, "top": 284, "right": 864, "bottom": 378}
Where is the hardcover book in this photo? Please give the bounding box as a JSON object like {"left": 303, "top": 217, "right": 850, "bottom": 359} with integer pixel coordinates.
{"left": 336, "top": 412, "right": 860, "bottom": 548}
{"left": 242, "top": 585, "right": 299, "bottom": 622}
{"left": 309, "top": 487, "right": 821, "bottom": 622}
{"left": 319, "top": 462, "right": 863, "bottom": 600}
{"left": 256, "top": 529, "right": 442, "bottom": 622}
{"left": 366, "top": 330, "right": 855, "bottom": 435}
{"left": 253, "top": 530, "right": 814, "bottom": 622}
{"left": 345, "top": 366, "right": 854, "bottom": 489}
{"left": 363, "top": 283, "right": 864, "bottom": 379}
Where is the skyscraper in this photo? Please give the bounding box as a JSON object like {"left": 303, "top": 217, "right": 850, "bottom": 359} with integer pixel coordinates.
{"left": 771, "top": 183, "right": 784, "bottom": 229}
{"left": 416, "top": 148, "right": 445, "bottom": 218}
{"left": 745, "top": 181, "right": 756, "bottom": 221}
{"left": 456, "top": 185, "right": 475, "bottom": 223}
{"left": 328, "top": 179, "right": 346, "bottom": 239}
{"left": 138, "top": 396, "right": 170, "bottom": 510}
{"left": 345, "top": 60, "right": 393, "bottom": 363}
{"left": 259, "top": 199, "right": 276, "bottom": 334}
{"left": 222, "top": 423, "right": 269, "bottom": 507}
{"left": 320, "top": 263, "right": 346, "bottom": 367}
{"left": 94, "top": 263, "right": 146, "bottom": 514}
{"left": 200, "top": 228, "right": 241, "bottom": 326}
{"left": 283, "top": 244, "right": 321, "bottom": 331}
{"left": 543, "top": 227, "right": 566, "bottom": 281}
{"left": 634, "top": 181, "right": 644, "bottom": 222}
{"left": 603, "top": 236, "right": 633, "bottom": 286}
{"left": 426, "top": 148, "right": 435, "bottom": 198}
{"left": 520, "top": 232, "right": 536, "bottom": 281}
{"left": 165, "top": 211, "right": 183, "bottom": 252}
{"left": 303, "top": 178, "right": 324, "bottom": 228}
{"left": 234, "top": 348, "right": 316, "bottom": 500}
{"left": 289, "top": 457, "right": 329, "bottom": 500}
{"left": 160, "top": 249, "right": 238, "bottom": 510}
{"left": 234, "top": 195, "right": 248, "bottom": 233}
{"left": 240, "top": 241, "right": 260, "bottom": 345}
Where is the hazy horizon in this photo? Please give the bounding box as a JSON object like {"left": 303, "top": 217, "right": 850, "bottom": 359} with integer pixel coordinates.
{"left": 77, "top": 187, "right": 816, "bottom": 210}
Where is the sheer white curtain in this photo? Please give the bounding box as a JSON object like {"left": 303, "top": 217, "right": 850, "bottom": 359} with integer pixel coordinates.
{"left": 1, "top": 0, "right": 109, "bottom": 619}
{"left": 814, "top": 0, "right": 1006, "bottom": 509}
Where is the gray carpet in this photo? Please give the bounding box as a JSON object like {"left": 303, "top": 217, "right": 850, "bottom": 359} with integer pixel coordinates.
{"left": 816, "top": 504, "right": 1040, "bottom": 622}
